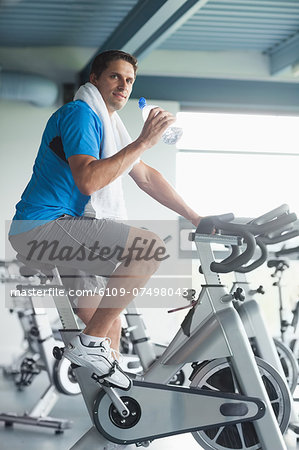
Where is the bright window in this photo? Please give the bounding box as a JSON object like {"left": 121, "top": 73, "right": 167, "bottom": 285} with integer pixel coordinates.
{"left": 176, "top": 112, "right": 299, "bottom": 154}
{"left": 176, "top": 112, "right": 299, "bottom": 218}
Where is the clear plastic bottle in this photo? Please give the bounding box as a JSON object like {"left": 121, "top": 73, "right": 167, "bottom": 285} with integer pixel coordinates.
{"left": 138, "top": 97, "right": 183, "bottom": 145}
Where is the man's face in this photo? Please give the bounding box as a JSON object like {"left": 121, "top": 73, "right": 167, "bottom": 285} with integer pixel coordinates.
{"left": 90, "top": 59, "right": 135, "bottom": 116}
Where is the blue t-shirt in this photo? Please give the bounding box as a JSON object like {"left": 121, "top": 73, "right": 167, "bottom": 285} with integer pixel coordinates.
{"left": 10, "top": 100, "right": 103, "bottom": 235}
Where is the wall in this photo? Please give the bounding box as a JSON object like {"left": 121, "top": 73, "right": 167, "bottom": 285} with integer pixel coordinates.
{"left": 0, "top": 100, "right": 58, "bottom": 258}
{"left": 0, "top": 100, "right": 58, "bottom": 363}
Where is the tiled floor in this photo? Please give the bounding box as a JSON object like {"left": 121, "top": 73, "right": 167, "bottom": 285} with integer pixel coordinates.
{"left": 0, "top": 369, "right": 298, "bottom": 450}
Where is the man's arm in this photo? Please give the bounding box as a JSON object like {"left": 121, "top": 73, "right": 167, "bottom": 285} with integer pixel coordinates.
{"left": 68, "top": 108, "right": 175, "bottom": 196}
{"left": 130, "top": 161, "right": 201, "bottom": 227}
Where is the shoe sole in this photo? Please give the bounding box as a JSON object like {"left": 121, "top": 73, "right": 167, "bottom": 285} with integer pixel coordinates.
{"left": 63, "top": 351, "right": 131, "bottom": 390}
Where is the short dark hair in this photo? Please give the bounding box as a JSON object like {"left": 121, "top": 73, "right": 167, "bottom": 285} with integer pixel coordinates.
{"left": 90, "top": 50, "right": 138, "bottom": 78}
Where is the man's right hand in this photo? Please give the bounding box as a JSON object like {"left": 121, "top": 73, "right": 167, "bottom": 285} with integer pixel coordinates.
{"left": 136, "top": 107, "right": 176, "bottom": 149}
{"left": 68, "top": 108, "right": 175, "bottom": 196}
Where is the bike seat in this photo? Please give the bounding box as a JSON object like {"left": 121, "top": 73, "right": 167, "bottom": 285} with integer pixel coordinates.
{"left": 16, "top": 253, "right": 55, "bottom": 278}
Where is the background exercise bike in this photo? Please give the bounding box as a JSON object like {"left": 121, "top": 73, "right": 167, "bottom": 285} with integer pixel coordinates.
{"left": 0, "top": 260, "right": 80, "bottom": 433}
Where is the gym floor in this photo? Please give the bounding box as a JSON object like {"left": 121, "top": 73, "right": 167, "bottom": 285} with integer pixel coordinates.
{"left": 0, "top": 371, "right": 298, "bottom": 450}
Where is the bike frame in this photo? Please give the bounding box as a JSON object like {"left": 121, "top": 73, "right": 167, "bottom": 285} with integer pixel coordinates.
{"left": 31, "top": 232, "right": 288, "bottom": 449}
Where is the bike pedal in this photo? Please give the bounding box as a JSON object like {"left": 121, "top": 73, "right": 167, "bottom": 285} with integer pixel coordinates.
{"left": 91, "top": 373, "right": 115, "bottom": 389}
{"left": 91, "top": 372, "right": 133, "bottom": 391}
{"left": 91, "top": 372, "right": 105, "bottom": 384}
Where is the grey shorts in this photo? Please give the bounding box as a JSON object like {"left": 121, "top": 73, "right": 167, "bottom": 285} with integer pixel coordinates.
{"left": 9, "top": 215, "right": 130, "bottom": 303}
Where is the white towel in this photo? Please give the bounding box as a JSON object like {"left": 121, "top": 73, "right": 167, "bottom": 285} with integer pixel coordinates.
{"left": 73, "top": 82, "right": 139, "bottom": 220}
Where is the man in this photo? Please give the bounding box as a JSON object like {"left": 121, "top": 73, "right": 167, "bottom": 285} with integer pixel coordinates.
{"left": 9, "top": 50, "right": 201, "bottom": 389}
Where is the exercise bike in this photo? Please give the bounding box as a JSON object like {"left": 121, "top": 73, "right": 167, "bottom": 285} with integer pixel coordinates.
{"left": 232, "top": 268, "right": 299, "bottom": 396}
{"left": 12, "top": 205, "right": 297, "bottom": 449}
{"left": 0, "top": 260, "right": 80, "bottom": 433}
{"left": 121, "top": 211, "right": 299, "bottom": 441}
{"left": 268, "top": 244, "right": 299, "bottom": 361}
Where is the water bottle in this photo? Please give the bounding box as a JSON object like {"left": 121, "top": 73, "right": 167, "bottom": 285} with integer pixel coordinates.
{"left": 138, "top": 97, "right": 183, "bottom": 145}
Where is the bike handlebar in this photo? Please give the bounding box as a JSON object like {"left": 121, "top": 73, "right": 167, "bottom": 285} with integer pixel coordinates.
{"left": 236, "top": 238, "right": 268, "bottom": 273}
{"left": 245, "top": 212, "right": 297, "bottom": 236}
{"left": 195, "top": 213, "right": 234, "bottom": 234}
{"left": 210, "top": 230, "right": 256, "bottom": 273}
{"left": 193, "top": 205, "right": 297, "bottom": 274}
{"left": 249, "top": 204, "right": 290, "bottom": 226}
{"left": 267, "top": 259, "right": 289, "bottom": 269}
{"left": 261, "top": 229, "right": 299, "bottom": 245}
{"left": 275, "top": 244, "right": 299, "bottom": 257}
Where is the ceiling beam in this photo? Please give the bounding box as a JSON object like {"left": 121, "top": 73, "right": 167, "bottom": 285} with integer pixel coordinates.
{"left": 131, "top": 75, "right": 299, "bottom": 114}
{"left": 269, "top": 31, "right": 299, "bottom": 75}
{"left": 79, "top": 0, "right": 209, "bottom": 83}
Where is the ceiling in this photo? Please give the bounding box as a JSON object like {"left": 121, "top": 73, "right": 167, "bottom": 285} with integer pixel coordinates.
{"left": 161, "top": 0, "right": 299, "bottom": 52}
{"left": 1, "top": 0, "right": 299, "bottom": 112}
{"left": 0, "top": 0, "right": 139, "bottom": 47}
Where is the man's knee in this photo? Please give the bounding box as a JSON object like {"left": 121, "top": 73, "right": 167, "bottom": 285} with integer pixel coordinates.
{"left": 147, "top": 233, "right": 167, "bottom": 269}
{"left": 128, "top": 230, "right": 167, "bottom": 271}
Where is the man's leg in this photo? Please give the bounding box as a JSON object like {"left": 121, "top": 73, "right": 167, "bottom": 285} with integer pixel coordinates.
{"left": 63, "top": 227, "right": 165, "bottom": 388}
{"left": 75, "top": 292, "right": 101, "bottom": 325}
{"left": 76, "top": 298, "right": 122, "bottom": 352}
{"left": 81, "top": 315, "right": 122, "bottom": 354}
{"left": 83, "top": 227, "right": 165, "bottom": 338}
{"left": 10, "top": 219, "right": 166, "bottom": 388}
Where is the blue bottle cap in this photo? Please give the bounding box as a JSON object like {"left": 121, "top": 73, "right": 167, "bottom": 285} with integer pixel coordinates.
{"left": 138, "top": 97, "right": 147, "bottom": 109}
